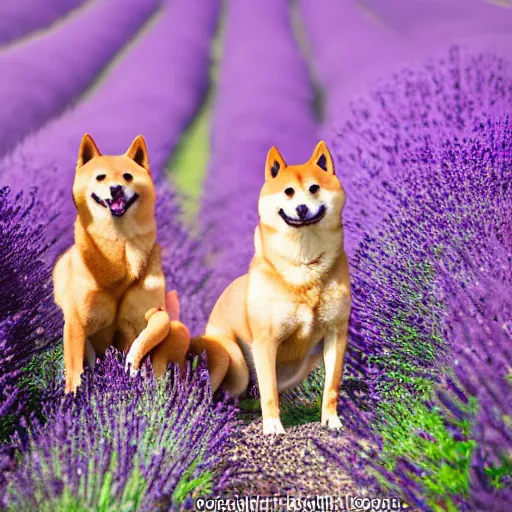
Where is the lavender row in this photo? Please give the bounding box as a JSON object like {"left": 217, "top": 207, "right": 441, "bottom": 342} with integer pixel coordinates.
{"left": 376, "top": 267, "right": 512, "bottom": 509}
{"left": 349, "top": 111, "right": 511, "bottom": 399}
{"left": 334, "top": 111, "right": 512, "bottom": 507}
{"left": 1, "top": 352, "right": 239, "bottom": 509}
{"left": 0, "top": 0, "right": 161, "bottom": 159}
{"left": 298, "top": 0, "right": 512, "bottom": 125}
{"left": 1, "top": 0, "right": 220, "bottom": 268}
{"left": 297, "top": 0, "right": 410, "bottom": 123}
{"left": 0, "top": 0, "right": 87, "bottom": 45}
{"left": 201, "top": 0, "right": 318, "bottom": 288}
{"left": 364, "top": 0, "right": 512, "bottom": 55}
{"left": 0, "top": 188, "right": 61, "bottom": 446}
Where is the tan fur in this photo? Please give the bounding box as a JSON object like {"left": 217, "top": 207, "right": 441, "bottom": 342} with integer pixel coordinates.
{"left": 53, "top": 134, "right": 190, "bottom": 393}
{"left": 192, "top": 141, "right": 351, "bottom": 434}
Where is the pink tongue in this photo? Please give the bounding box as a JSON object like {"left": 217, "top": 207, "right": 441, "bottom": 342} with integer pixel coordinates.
{"left": 111, "top": 198, "right": 125, "bottom": 211}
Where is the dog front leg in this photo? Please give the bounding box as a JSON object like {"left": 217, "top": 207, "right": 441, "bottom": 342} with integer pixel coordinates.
{"left": 253, "top": 341, "right": 284, "bottom": 435}
{"left": 63, "top": 311, "right": 87, "bottom": 394}
{"left": 321, "top": 320, "right": 348, "bottom": 429}
{"left": 125, "top": 308, "right": 170, "bottom": 375}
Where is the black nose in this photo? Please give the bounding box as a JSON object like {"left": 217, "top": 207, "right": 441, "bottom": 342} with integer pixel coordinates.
{"left": 296, "top": 204, "right": 309, "bottom": 220}
{"left": 110, "top": 185, "right": 123, "bottom": 198}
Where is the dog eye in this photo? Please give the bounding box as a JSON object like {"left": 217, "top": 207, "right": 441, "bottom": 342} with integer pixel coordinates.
{"left": 309, "top": 184, "right": 320, "bottom": 194}
{"left": 285, "top": 187, "right": 294, "bottom": 197}
{"left": 96, "top": 174, "right": 106, "bottom": 181}
{"left": 123, "top": 173, "right": 133, "bottom": 182}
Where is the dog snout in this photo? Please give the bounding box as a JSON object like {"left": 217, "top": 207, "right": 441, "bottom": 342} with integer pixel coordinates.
{"left": 296, "top": 204, "right": 309, "bottom": 220}
{"left": 110, "top": 185, "right": 123, "bottom": 198}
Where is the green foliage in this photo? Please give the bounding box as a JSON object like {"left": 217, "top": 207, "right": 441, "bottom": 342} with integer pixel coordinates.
{"left": 377, "top": 394, "right": 478, "bottom": 510}
{"left": 485, "top": 457, "right": 512, "bottom": 490}
{"left": 172, "top": 459, "right": 214, "bottom": 504}
{"left": 19, "top": 344, "right": 64, "bottom": 395}
{"left": 0, "top": 345, "right": 63, "bottom": 443}
{"left": 281, "top": 398, "right": 323, "bottom": 428}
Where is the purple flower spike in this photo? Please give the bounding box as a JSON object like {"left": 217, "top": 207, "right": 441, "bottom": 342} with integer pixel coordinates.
{"left": 2, "top": 351, "right": 238, "bottom": 510}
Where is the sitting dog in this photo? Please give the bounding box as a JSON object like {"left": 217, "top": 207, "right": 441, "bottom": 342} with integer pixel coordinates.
{"left": 192, "top": 141, "right": 351, "bottom": 434}
{"left": 53, "top": 134, "right": 190, "bottom": 393}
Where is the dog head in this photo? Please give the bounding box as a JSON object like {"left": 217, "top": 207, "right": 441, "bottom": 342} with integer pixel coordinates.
{"left": 258, "top": 141, "right": 345, "bottom": 231}
{"left": 72, "top": 134, "right": 155, "bottom": 223}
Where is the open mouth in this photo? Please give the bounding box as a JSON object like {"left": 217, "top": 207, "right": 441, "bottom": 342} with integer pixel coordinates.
{"left": 91, "top": 189, "right": 139, "bottom": 218}
{"left": 278, "top": 205, "right": 327, "bottom": 227}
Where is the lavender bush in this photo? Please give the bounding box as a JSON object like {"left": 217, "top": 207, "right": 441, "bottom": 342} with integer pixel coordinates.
{"left": 1, "top": 351, "right": 239, "bottom": 510}
{"left": 201, "top": 0, "right": 317, "bottom": 288}
{"left": 319, "top": 110, "right": 511, "bottom": 509}
{"left": 440, "top": 274, "right": 511, "bottom": 509}
{"left": 330, "top": 46, "right": 512, "bottom": 256}
{"left": 0, "top": 0, "right": 161, "bottom": 158}
{"left": 0, "top": 0, "right": 86, "bottom": 45}
{"left": 375, "top": 270, "right": 512, "bottom": 511}
{"left": 0, "top": 188, "right": 60, "bottom": 442}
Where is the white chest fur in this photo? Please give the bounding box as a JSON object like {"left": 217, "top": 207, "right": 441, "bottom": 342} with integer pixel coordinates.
{"left": 293, "top": 280, "right": 350, "bottom": 336}
{"left": 316, "top": 279, "right": 351, "bottom": 327}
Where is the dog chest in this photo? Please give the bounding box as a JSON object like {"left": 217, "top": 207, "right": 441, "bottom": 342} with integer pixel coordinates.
{"left": 316, "top": 280, "right": 350, "bottom": 326}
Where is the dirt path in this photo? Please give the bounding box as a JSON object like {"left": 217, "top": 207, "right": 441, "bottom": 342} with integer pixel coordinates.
{"left": 220, "top": 421, "right": 367, "bottom": 497}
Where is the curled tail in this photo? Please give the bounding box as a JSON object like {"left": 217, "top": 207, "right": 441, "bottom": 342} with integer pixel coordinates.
{"left": 190, "top": 333, "right": 249, "bottom": 396}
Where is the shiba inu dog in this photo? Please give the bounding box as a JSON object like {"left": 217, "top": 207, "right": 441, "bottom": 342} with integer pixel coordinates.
{"left": 192, "top": 141, "right": 351, "bottom": 435}
{"left": 53, "top": 134, "right": 190, "bottom": 393}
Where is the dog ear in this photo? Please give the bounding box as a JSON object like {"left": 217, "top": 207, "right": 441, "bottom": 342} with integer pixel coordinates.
{"left": 77, "top": 134, "right": 101, "bottom": 168}
{"left": 126, "top": 135, "right": 150, "bottom": 172}
{"left": 265, "top": 145, "right": 287, "bottom": 180}
{"left": 309, "top": 141, "right": 335, "bottom": 175}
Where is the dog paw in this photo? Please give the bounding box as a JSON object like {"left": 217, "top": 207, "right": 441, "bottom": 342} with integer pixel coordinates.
{"left": 263, "top": 418, "right": 285, "bottom": 435}
{"left": 65, "top": 374, "right": 81, "bottom": 394}
{"left": 321, "top": 414, "right": 343, "bottom": 430}
{"left": 124, "top": 356, "right": 139, "bottom": 378}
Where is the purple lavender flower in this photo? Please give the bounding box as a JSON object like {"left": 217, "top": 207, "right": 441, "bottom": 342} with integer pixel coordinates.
{"left": 2, "top": 351, "right": 239, "bottom": 510}
{"left": 0, "top": 187, "right": 60, "bottom": 362}
{"left": 330, "top": 46, "right": 512, "bottom": 256}
{"left": 0, "top": 0, "right": 161, "bottom": 158}
{"left": 201, "top": 0, "right": 318, "bottom": 289}
{"left": 0, "top": 187, "right": 60, "bottom": 445}
{"left": 441, "top": 275, "right": 512, "bottom": 509}
{"left": 0, "top": 0, "right": 87, "bottom": 45}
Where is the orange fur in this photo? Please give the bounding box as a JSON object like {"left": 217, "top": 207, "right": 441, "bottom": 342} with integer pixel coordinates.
{"left": 192, "top": 141, "right": 351, "bottom": 435}
{"left": 53, "top": 134, "right": 190, "bottom": 393}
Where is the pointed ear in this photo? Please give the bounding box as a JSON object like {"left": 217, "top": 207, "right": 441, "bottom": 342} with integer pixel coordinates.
{"left": 309, "top": 141, "right": 335, "bottom": 175}
{"left": 265, "top": 146, "right": 287, "bottom": 180}
{"left": 125, "top": 135, "right": 150, "bottom": 172}
{"left": 77, "top": 134, "right": 101, "bottom": 168}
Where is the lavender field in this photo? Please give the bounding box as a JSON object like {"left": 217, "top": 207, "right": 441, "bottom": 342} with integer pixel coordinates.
{"left": 1, "top": 0, "right": 512, "bottom": 510}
